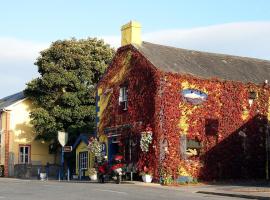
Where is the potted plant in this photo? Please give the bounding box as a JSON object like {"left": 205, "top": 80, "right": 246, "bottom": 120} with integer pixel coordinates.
{"left": 88, "top": 168, "right": 97, "bottom": 181}
{"left": 0, "top": 165, "right": 4, "bottom": 177}
{"left": 88, "top": 137, "right": 102, "bottom": 162}
{"left": 140, "top": 166, "right": 153, "bottom": 183}
{"left": 40, "top": 172, "right": 47, "bottom": 181}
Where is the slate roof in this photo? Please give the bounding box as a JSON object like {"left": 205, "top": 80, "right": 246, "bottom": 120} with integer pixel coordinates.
{"left": 73, "top": 133, "right": 93, "bottom": 149}
{"left": 136, "top": 42, "right": 270, "bottom": 84}
{"left": 0, "top": 91, "right": 25, "bottom": 111}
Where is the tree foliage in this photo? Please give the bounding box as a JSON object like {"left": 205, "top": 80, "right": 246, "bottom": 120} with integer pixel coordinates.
{"left": 25, "top": 38, "right": 115, "bottom": 141}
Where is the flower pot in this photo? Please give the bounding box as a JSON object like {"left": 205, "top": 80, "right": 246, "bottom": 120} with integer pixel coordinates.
{"left": 89, "top": 174, "right": 97, "bottom": 181}
{"left": 40, "top": 173, "right": 47, "bottom": 181}
{"left": 142, "top": 174, "right": 152, "bottom": 183}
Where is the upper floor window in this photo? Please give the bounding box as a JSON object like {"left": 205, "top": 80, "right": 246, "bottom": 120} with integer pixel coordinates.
{"left": 119, "top": 87, "right": 128, "bottom": 110}
{"left": 19, "top": 145, "right": 30, "bottom": 164}
{"left": 180, "top": 135, "right": 201, "bottom": 160}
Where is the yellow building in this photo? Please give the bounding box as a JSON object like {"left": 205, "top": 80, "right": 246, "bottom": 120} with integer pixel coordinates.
{"left": 0, "top": 92, "right": 59, "bottom": 177}
{"left": 72, "top": 134, "right": 94, "bottom": 179}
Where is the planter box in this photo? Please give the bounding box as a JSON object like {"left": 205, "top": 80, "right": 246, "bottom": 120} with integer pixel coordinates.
{"left": 89, "top": 174, "right": 97, "bottom": 181}
{"left": 176, "top": 176, "right": 193, "bottom": 184}
{"left": 40, "top": 173, "right": 47, "bottom": 181}
{"left": 72, "top": 175, "right": 78, "bottom": 179}
{"left": 142, "top": 174, "right": 152, "bottom": 183}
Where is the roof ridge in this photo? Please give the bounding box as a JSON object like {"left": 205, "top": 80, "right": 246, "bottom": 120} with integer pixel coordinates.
{"left": 0, "top": 91, "right": 25, "bottom": 101}
{"left": 133, "top": 41, "right": 270, "bottom": 84}
{"left": 0, "top": 91, "right": 26, "bottom": 110}
{"left": 140, "top": 41, "right": 270, "bottom": 63}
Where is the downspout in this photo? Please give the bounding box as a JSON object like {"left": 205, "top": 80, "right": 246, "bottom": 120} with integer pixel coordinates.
{"left": 266, "top": 103, "right": 269, "bottom": 181}
{"left": 2, "top": 109, "right": 10, "bottom": 177}
{"left": 264, "top": 80, "right": 269, "bottom": 181}
{"left": 0, "top": 110, "right": 2, "bottom": 166}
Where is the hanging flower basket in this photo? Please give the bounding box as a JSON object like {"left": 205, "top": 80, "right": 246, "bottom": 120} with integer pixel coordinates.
{"left": 88, "top": 137, "right": 102, "bottom": 161}
{"left": 140, "top": 126, "right": 153, "bottom": 152}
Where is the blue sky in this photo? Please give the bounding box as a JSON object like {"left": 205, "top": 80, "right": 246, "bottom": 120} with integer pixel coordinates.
{"left": 1, "top": 0, "right": 270, "bottom": 41}
{"left": 0, "top": 0, "right": 270, "bottom": 98}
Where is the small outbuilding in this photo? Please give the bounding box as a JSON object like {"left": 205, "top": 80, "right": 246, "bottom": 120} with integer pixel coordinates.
{"left": 72, "top": 134, "right": 94, "bottom": 179}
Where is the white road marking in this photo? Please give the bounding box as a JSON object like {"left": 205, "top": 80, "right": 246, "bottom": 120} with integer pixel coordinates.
{"left": 94, "top": 189, "right": 128, "bottom": 195}
{"left": 43, "top": 184, "right": 63, "bottom": 188}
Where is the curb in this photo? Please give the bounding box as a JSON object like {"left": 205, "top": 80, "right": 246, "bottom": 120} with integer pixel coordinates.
{"left": 197, "top": 191, "right": 270, "bottom": 200}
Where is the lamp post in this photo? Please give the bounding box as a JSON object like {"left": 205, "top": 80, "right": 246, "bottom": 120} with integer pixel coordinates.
{"left": 58, "top": 131, "right": 68, "bottom": 180}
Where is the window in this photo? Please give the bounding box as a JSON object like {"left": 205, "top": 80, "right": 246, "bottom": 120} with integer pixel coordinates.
{"left": 180, "top": 135, "right": 201, "bottom": 159}
{"left": 79, "top": 152, "right": 88, "bottom": 170}
{"left": 248, "top": 91, "right": 257, "bottom": 106}
{"left": 205, "top": 119, "right": 219, "bottom": 136}
{"left": 119, "top": 87, "right": 128, "bottom": 110}
{"left": 19, "top": 145, "right": 30, "bottom": 164}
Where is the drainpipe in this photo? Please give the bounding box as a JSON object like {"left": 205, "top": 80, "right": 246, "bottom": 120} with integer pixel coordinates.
{"left": 2, "top": 109, "right": 10, "bottom": 177}
{"left": 0, "top": 111, "right": 2, "bottom": 166}
{"left": 266, "top": 119, "right": 269, "bottom": 181}
{"left": 264, "top": 80, "right": 269, "bottom": 181}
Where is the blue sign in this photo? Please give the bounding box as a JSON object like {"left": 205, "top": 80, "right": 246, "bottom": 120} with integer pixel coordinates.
{"left": 181, "top": 89, "right": 208, "bottom": 105}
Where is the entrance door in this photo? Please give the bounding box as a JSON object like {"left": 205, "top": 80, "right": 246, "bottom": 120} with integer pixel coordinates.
{"left": 79, "top": 151, "right": 88, "bottom": 178}
{"left": 108, "top": 137, "right": 120, "bottom": 162}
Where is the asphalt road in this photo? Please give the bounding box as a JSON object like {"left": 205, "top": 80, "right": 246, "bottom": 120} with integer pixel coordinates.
{"left": 0, "top": 178, "right": 248, "bottom": 200}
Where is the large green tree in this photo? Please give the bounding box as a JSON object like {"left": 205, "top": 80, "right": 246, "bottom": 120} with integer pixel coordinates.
{"left": 25, "top": 38, "right": 115, "bottom": 141}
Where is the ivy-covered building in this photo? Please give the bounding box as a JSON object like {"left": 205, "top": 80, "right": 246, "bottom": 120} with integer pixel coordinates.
{"left": 96, "top": 21, "right": 270, "bottom": 182}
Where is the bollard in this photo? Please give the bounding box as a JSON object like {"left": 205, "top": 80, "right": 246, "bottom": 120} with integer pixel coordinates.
{"left": 130, "top": 172, "right": 133, "bottom": 181}
{"left": 79, "top": 168, "right": 82, "bottom": 180}
{"left": 37, "top": 167, "right": 40, "bottom": 180}
{"left": 67, "top": 168, "right": 70, "bottom": 181}
{"left": 46, "top": 163, "right": 49, "bottom": 180}
{"left": 58, "top": 169, "right": 61, "bottom": 181}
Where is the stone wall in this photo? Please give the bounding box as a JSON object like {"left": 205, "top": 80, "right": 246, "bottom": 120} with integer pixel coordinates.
{"left": 14, "top": 164, "right": 60, "bottom": 179}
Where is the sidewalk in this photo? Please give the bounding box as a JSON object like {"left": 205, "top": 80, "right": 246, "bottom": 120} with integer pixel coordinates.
{"left": 2, "top": 177, "right": 269, "bottom": 199}
{"left": 132, "top": 181, "right": 270, "bottom": 199}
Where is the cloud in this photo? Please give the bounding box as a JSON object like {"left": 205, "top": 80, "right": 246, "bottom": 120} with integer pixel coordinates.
{"left": 0, "top": 38, "right": 48, "bottom": 98}
{"left": 1, "top": 21, "right": 270, "bottom": 98}
{"left": 0, "top": 37, "right": 48, "bottom": 61}
{"left": 102, "top": 21, "right": 270, "bottom": 60}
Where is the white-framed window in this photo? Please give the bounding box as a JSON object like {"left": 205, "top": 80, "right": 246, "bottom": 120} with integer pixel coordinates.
{"left": 119, "top": 87, "right": 128, "bottom": 110}
{"left": 79, "top": 151, "right": 88, "bottom": 170}
{"left": 19, "top": 145, "right": 30, "bottom": 164}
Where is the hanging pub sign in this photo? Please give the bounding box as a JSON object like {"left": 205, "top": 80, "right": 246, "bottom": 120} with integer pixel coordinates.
{"left": 101, "top": 142, "right": 107, "bottom": 156}
{"left": 181, "top": 89, "right": 208, "bottom": 105}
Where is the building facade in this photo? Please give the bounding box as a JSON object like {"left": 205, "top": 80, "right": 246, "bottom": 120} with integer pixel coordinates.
{"left": 0, "top": 92, "right": 59, "bottom": 177}
{"left": 96, "top": 22, "right": 270, "bottom": 182}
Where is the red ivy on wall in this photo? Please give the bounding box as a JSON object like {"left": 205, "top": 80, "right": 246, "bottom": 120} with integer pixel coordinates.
{"left": 98, "top": 46, "right": 270, "bottom": 181}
